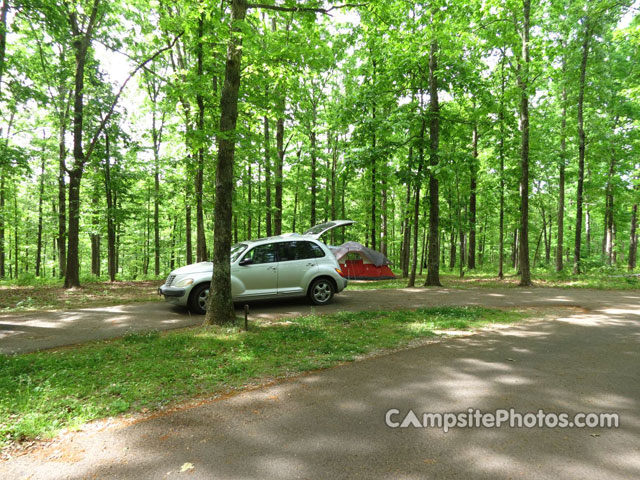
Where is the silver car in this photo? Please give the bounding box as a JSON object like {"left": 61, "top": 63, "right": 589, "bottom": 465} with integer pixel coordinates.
{"left": 158, "top": 221, "right": 354, "bottom": 314}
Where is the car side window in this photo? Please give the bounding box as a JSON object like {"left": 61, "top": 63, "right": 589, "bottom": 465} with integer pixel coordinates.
{"left": 275, "top": 241, "right": 324, "bottom": 261}
{"left": 276, "top": 242, "right": 298, "bottom": 262}
{"left": 244, "top": 244, "right": 277, "bottom": 264}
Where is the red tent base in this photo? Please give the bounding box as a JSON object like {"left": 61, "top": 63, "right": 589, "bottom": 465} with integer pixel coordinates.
{"left": 339, "top": 259, "right": 396, "bottom": 280}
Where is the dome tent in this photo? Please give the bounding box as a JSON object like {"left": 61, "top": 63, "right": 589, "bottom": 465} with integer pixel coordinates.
{"left": 329, "top": 241, "right": 396, "bottom": 280}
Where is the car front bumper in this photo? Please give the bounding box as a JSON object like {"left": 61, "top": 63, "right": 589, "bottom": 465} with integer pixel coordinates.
{"left": 158, "top": 285, "right": 186, "bottom": 297}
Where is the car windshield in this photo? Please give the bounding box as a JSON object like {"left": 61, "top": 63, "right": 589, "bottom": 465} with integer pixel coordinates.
{"left": 230, "top": 243, "right": 248, "bottom": 263}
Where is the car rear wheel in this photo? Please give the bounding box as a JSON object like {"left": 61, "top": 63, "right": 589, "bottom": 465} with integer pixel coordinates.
{"left": 188, "top": 284, "right": 209, "bottom": 314}
{"left": 308, "top": 278, "right": 334, "bottom": 305}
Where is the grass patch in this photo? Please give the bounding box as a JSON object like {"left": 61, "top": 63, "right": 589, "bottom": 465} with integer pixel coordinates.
{"left": 0, "top": 280, "right": 162, "bottom": 313}
{"left": 0, "top": 306, "right": 524, "bottom": 447}
{"left": 348, "top": 271, "right": 640, "bottom": 291}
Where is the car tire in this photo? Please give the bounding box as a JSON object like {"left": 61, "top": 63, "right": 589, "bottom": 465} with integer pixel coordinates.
{"left": 188, "top": 283, "right": 209, "bottom": 315}
{"left": 308, "top": 278, "right": 335, "bottom": 305}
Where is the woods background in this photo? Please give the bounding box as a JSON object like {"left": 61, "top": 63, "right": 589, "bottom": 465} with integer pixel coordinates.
{"left": 0, "top": 0, "right": 638, "bottom": 289}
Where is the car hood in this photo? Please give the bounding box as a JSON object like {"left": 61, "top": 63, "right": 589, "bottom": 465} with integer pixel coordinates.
{"left": 171, "top": 262, "right": 213, "bottom": 276}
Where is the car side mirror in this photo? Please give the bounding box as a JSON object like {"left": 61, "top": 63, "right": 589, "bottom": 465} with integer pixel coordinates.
{"left": 239, "top": 257, "right": 253, "bottom": 266}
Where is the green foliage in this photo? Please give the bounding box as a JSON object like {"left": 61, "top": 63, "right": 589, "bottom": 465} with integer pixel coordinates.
{"left": 0, "top": 0, "right": 638, "bottom": 285}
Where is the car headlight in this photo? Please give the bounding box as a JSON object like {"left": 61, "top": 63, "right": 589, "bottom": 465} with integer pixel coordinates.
{"left": 174, "top": 277, "right": 194, "bottom": 287}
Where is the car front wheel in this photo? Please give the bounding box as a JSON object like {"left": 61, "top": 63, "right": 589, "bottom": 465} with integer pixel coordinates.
{"left": 308, "top": 278, "right": 335, "bottom": 305}
{"left": 188, "top": 284, "right": 209, "bottom": 314}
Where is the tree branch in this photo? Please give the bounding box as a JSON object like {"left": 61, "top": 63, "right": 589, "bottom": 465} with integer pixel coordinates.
{"left": 247, "top": 2, "right": 365, "bottom": 15}
{"left": 84, "top": 33, "right": 183, "bottom": 163}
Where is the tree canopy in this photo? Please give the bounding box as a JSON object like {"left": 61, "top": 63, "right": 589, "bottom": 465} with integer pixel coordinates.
{"left": 1, "top": 0, "right": 639, "bottom": 321}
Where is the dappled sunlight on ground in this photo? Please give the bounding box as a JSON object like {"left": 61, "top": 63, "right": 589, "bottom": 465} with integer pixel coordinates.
{"left": 1, "top": 295, "right": 638, "bottom": 479}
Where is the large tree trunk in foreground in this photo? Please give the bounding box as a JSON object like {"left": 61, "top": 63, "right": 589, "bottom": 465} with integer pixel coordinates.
{"left": 204, "top": 0, "right": 247, "bottom": 325}
{"left": 425, "top": 38, "right": 441, "bottom": 287}
{"left": 65, "top": 1, "right": 102, "bottom": 288}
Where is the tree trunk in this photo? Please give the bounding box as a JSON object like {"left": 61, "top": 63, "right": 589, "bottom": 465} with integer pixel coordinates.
{"left": 170, "top": 215, "right": 177, "bottom": 271}
{"left": 498, "top": 54, "right": 506, "bottom": 279}
{"left": 371, "top": 86, "right": 377, "bottom": 249}
{"left": 13, "top": 180, "right": 17, "bottom": 277}
{"left": 274, "top": 98, "right": 284, "bottom": 235}
{"left": 424, "top": 38, "right": 441, "bottom": 287}
{"left": 90, "top": 170, "right": 101, "bottom": 277}
{"left": 556, "top": 55, "right": 567, "bottom": 272}
{"left": 264, "top": 110, "right": 272, "bottom": 237}
{"left": 468, "top": 124, "right": 478, "bottom": 270}
{"left": 65, "top": 169, "right": 83, "bottom": 287}
{"left": 629, "top": 200, "right": 638, "bottom": 271}
{"left": 204, "top": 0, "right": 247, "bottom": 325}
{"left": 517, "top": 0, "right": 532, "bottom": 287}
{"left": 449, "top": 228, "right": 456, "bottom": 270}
{"left": 154, "top": 153, "right": 160, "bottom": 276}
{"left": 0, "top": 0, "right": 8, "bottom": 99}
{"left": 292, "top": 150, "right": 301, "bottom": 232}
{"left": 419, "top": 211, "right": 428, "bottom": 276}
{"left": 604, "top": 150, "right": 616, "bottom": 265}
{"left": 247, "top": 164, "right": 252, "bottom": 238}
{"left": 330, "top": 136, "right": 337, "bottom": 243}
{"left": 103, "top": 133, "right": 117, "bottom": 282}
{"left": 195, "top": 14, "right": 207, "bottom": 262}
{"left": 574, "top": 18, "right": 590, "bottom": 274}
{"left": 512, "top": 227, "right": 518, "bottom": 270}
{"left": 0, "top": 167, "right": 4, "bottom": 278}
{"left": 57, "top": 107, "right": 68, "bottom": 279}
{"left": 310, "top": 108, "right": 317, "bottom": 227}
{"left": 0, "top": 112, "right": 14, "bottom": 279}
{"left": 381, "top": 177, "right": 388, "bottom": 257}
{"left": 401, "top": 174, "right": 411, "bottom": 278}
{"left": 64, "top": 1, "right": 102, "bottom": 288}
{"left": 408, "top": 119, "right": 425, "bottom": 288}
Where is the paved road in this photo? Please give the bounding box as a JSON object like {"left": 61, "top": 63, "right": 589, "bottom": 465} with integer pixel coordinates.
{"left": 1, "top": 287, "right": 638, "bottom": 479}
{"left": 1, "top": 287, "right": 640, "bottom": 354}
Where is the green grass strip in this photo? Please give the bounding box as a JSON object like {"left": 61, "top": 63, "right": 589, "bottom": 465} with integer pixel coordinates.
{"left": 0, "top": 306, "right": 524, "bottom": 446}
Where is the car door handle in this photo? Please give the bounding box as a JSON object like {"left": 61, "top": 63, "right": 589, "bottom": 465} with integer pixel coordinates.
{"left": 268, "top": 266, "right": 277, "bottom": 271}
{"left": 305, "top": 262, "right": 315, "bottom": 267}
